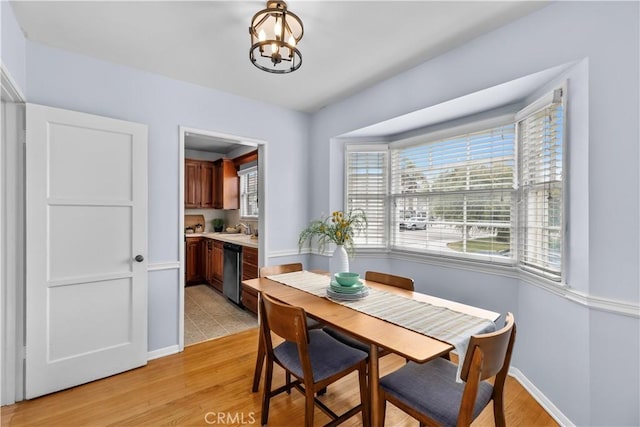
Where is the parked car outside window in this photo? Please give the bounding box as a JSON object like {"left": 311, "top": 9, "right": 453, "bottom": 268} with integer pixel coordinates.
{"left": 399, "top": 217, "right": 428, "bottom": 230}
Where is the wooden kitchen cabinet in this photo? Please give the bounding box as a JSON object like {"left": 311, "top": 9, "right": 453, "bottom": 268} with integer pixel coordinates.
{"left": 204, "top": 240, "right": 214, "bottom": 286}
{"left": 184, "top": 159, "right": 215, "bottom": 208}
{"left": 199, "top": 238, "right": 223, "bottom": 292}
{"left": 211, "top": 240, "right": 224, "bottom": 292}
{"left": 199, "top": 161, "right": 215, "bottom": 208}
{"left": 213, "top": 158, "right": 239, "bottom": 210}
{"left": 241, "top": 284, "right": 258, "bottom": 315}
{"left": 184, "top": 160, "right": 201, "bottom": 208}
{"left": 185, "top": 237, "right": 205, "bottom": 284}
{"left": 241, "top": 246, "right": 259, "bottom": 314}
{"left": 242, "top": 246, "right": 258, "bottom": 281}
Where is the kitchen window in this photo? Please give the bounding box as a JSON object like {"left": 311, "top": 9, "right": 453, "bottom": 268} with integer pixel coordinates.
{"left": 345, "top": 88, "right": 565, "bottom": 282}
{"left": 239, "top": 166, "right": 258, "bottom": 218}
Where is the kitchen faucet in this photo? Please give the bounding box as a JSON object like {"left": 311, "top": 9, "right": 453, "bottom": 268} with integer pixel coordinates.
{"left": 238, "top": 223, "right": 252, "bottom": 235}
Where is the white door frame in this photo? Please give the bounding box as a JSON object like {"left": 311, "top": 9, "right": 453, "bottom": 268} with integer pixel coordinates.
{"left": 178, "top": 126, "right": 267, "bottom": 350}
{"left": 1, "top": 65, "right": 26, "bottom": 405}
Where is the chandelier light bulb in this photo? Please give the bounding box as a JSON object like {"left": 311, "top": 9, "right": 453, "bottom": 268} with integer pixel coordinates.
{"left": 288, "top": 35, "right": 296, "bottom": 48}
{"left": 258, "top": 29, "right": 266, "bottom": 42}
{"left": 274, "top": 20, "right": 282, "bottom": 39}
{"left": 271, "top": 43, "right": 279, "bottom": 55}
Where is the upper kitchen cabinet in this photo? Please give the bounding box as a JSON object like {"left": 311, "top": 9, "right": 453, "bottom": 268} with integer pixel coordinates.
{"left": 200, "top": 162, "right": 215, "bottom": 207}
{"left": 185, "top": 159, "right": 200, "bottom": 208}
{"left": 185, "top": 159, "right": 215, "bottom": 208}
{"left": 214, "top": 158, "right": 239, "bottom": 210}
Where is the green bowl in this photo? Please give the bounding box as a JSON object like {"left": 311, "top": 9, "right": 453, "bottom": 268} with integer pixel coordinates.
{"left": 334, "top": 272, "right": 360, "bottom": 286}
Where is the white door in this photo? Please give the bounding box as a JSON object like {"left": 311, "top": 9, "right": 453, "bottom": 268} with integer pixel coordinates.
{"left": 25, "top": 104, "right": 148, "bottom": 399}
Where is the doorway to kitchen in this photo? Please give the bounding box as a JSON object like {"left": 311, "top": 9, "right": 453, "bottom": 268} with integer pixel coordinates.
{"left": 184, "top": 284, "right": 256, "bottom": 346}
{"left": 178, "top": 126, "right": 266, "bottom": 349}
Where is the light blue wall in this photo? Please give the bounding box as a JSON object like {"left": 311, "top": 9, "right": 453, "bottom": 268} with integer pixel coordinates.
{"left": 1, "top": 0, "right": 27, "bottom": 93}
{"left": 309, "top": 2, "right": 639, "bottom": 426}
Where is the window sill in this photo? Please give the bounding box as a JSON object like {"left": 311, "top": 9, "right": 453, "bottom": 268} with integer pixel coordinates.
{"left": 355, "top": 247, "right": 566, "bottom": 287}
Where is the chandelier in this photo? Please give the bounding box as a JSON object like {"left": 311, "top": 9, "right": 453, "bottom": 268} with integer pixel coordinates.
{"left": 249, "top": 1, "right": 304, "bottom": 74}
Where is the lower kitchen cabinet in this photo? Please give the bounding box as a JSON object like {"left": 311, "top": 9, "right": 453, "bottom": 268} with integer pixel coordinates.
{"left": 241, "top": 246, "right": 259, "bottom": 314}
{"left": 242, "top": 246, "right": 258, "bottom": 281}
{"left": 211, "top": 240, "right": 224, "bottom": 292}
{"left": 185, "top": 237, "right": 205, "bottom": 285}
{"left": 241, "top": 285, "right": 258, "bottom": 315}
{"left": 204, "top": 240, "right": 214, "bottom": 287}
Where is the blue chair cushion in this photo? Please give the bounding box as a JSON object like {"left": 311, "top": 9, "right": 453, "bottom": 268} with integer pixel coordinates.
{"left": 274, "top": 329, "right": 368, "bottom": 383}
{"left": 380, "top": 357, "right": 494, "bottom": 426}
{"left": 306, "top": 317, "right": 322, "bottom": 330}
{"left": 323, "top": 326, "right": 383, "bottom": 354}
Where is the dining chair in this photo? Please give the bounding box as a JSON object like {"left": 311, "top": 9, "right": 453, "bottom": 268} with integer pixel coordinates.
{"left": 259, "top": 292, "right": 370, "bottom": 427}
{"left": 323, "top": 271, "right": 414, "bottom": 356}
{"left": 252, "top": 263, "right": 322, "bottom": 392}
{"left": 378, "top": 312, "right": 516, "bottom": 427}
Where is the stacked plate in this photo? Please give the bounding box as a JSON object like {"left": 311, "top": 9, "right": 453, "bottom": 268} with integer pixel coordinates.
{"left": 327, "top": 279, "right": 369, "bottom": 301}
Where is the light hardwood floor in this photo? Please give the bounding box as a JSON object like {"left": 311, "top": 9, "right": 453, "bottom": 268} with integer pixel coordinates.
{"left": 1, "top": 328, "right": 558, "bottom": 426}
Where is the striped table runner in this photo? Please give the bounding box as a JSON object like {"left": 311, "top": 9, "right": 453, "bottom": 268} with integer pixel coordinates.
{"left": 266, "top": 270, "right": 496, "bottom": 380}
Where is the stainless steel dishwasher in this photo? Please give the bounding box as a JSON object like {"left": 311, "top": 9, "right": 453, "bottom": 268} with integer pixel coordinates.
{"left": 223, "top": 242, "right": 243, "bottom": 304}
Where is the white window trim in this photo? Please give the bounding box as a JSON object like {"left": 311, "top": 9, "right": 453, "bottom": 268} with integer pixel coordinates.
{"left": 238, "top": 166, "right": 258, "bottom": 219}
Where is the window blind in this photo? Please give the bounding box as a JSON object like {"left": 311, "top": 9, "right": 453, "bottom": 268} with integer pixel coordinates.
{"left": 389, "top": 125, "right": 515, "bottom": 261}
{"left": 345, "top": 149, "right": 387, "bottom": 247}
{"left": 239, "top": 166, "right": 258, "bottom": 218}
{"left": 517, "top": 95, "right": 564, "bottom": 280}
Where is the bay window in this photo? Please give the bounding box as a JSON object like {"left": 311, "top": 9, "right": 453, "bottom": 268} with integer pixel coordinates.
{"left": 345, "top": 88, "right": 565, "bottom": 281}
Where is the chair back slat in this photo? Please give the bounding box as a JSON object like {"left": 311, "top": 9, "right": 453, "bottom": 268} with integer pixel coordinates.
{"left": 260, "top": 263, "right": 303, "bottom": 278}
{"left": 460, "top": 313, "right": 515, "bottom": 382}
{"left": 365, "top": 271, "right": 414, "bottom": 291}
{"left": 260, "top": 293, "right": 309, "bottom": 345}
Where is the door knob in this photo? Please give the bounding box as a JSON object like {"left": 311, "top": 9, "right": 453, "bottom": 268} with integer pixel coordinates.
{"left": 134, "top": 255, "right": 144, "bottom": 262}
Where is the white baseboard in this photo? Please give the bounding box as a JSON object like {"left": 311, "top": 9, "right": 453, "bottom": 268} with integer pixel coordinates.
{"left": 147, "top": 345, "right": 180, "bottom": 361}
{"left": 509, "top": 367, "right": 574, "bottom": 426}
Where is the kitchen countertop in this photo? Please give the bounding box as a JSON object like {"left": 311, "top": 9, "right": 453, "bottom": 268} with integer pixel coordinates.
{"left": 185, "top": 232, "right": 259, "bottom": 249}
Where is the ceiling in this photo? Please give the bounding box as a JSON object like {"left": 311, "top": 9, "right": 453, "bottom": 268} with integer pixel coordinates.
{"left": 10, "top": 1, "right": 549, "bottom": 113}
{"left": 184, "top": 133, "right": 240, "bottom": 154}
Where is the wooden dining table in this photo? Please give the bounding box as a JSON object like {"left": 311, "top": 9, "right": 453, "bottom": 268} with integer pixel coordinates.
{"left": 242, "top": 272, "right": 499, "bottom": 426}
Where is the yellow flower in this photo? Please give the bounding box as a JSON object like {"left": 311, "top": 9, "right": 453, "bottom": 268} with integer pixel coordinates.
{"left": 298, "top": 209, "right": 367, "bottom": 258}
